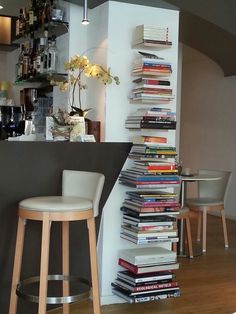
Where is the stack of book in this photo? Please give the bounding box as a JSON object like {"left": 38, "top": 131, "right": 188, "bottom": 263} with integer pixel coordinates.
{"left": 120, "top": 190, "right": 179, "bottom": 244}
{"left": 132, "top": 57, "right": 172, "bottom": 77}
{"left": 125, "top": 107, "right": 176, "bottom": 130}
{"left": 128, "top": 143, "right": 178, "bottom": 163}
{"left": 130, "top": 52, "right": 173, "bottom": 104}
{"left": 132, "top": 24, "right": 172, "bottom": 48}
{"left": 112, "top": 247, "right": 180, "bottom": 303}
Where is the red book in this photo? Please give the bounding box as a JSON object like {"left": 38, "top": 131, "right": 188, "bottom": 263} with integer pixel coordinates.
{"left": 142, "top": 67, "right": 172, "bottom": 72}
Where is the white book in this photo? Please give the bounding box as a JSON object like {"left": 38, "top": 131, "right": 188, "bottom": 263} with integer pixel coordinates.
{"left": 119, "top": 247, "right": 176, "bottom": 266}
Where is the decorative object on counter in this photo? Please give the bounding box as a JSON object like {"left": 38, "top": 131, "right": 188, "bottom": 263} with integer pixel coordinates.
{"left": 50, "top": 108, "right": 87, "bottom": 141}
{"left": 50, "top": 109, "right": 71, "bottom": 141}
{"left": 51, "top": 54, "right": 120, "bottom": 117}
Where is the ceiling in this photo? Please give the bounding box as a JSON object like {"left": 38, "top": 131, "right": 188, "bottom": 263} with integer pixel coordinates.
{"left": 1, "top": 0, "right": 236, "bottom": 76}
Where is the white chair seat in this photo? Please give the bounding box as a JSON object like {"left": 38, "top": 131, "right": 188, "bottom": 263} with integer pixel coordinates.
{"left": 187, "top": 198, "right": 224, "bottom": 207}
{"left": 20, "top": 196, "right": 92, "bottom": 212}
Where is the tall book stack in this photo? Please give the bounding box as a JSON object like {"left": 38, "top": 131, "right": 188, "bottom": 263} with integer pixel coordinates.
{"left": 112, "top": 247, "right": 180, "bottom": 303}
{"left": 125, "top": 107, "right": 176, "bottom": 130}
{"left": 112, "top": 23, "right": 180, "bottom": 304}
{"left": 132, "top": 24, "right": 172, "bottom": 48}
{"left": 112, "top": 143, "right": 181, "bottom": 303}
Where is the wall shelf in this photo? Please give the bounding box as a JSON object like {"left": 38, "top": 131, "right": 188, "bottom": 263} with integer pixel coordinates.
{"left": 13, "top": 21, "right": 69, "bottom": 44}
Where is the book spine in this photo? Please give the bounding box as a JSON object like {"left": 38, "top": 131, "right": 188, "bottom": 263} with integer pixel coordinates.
{"left": 134, "top": 281, "right": 178, "bottom": 292}
{"left": 133, "top": 291, "right": 180, "bottom": 303}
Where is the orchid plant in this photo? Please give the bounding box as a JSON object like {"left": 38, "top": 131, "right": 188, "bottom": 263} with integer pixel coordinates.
{"left": 51, "top": 55, "right": 120, "bottom": 117}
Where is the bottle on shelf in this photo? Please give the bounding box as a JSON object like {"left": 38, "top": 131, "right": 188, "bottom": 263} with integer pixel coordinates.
{"left": 16, "top": 8, "right": 27, "bottom": 38}
{"left": 47, "top": 35, "right": 58, "bottom": 74}
{"left": 28, "top": 1, "right": 35, "bottom": 33}
{"left": 16, "top": 44, "right": 25, "bottom": 81}
{"left": 36, "top": 37, "right": 47, "bottom": 74}
{"left": 42, "top": 29, "right": 49, "bottom": 74}
{"left": 22, "top": 41, "right": 30, "bottom": 80}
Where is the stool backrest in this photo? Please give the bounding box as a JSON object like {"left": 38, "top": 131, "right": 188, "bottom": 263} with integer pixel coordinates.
{"left": 198, "top": 169, "right": 231, "bottom": 202}
{"left": 62, "top": 170, "right": 105, "bottom": 217}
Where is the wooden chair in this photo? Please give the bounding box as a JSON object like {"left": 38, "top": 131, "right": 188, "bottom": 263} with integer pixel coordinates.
{"left": 186, "top": 169, "right": 231, "bottom": 253}
{"left": 9, "top": 170, "right": 105, "bottom": 314}
{"left": 173, "top": 207, "right": 193, "bottom": 258}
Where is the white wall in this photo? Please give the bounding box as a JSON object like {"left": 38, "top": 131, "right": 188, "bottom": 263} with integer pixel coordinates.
{"left": 180, "top": 45, "right": 236, "bottom": 220}
{"left": 104, "top": 2, "right": 180, "bottom": 143}
{"left": 95, "top": 1, "right": 180, "bottom": 305}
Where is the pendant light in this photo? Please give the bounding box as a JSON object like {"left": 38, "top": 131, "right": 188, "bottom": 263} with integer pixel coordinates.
{"left": 81, "top": 0, "right": 89, "bottom": 25}
{"left": 0, "top": 3, "right": 3, "bottom": 9}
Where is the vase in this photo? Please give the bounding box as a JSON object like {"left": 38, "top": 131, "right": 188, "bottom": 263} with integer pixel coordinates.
{"left": 69, "top": 116, "right": 86, "bottom": 142}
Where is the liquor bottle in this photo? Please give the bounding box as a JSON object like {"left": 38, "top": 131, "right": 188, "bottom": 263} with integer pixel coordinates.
{"left": 16, "top": 44, "right": 25, "bottom": 80}
{"left": 42, "top": 29, "right": 49, "bottom": 73}
{"left": 22, "top": 41, "right": 30, "bottom": 80}
{"left": 28, "top": 1, "right": 35, "bottom": 32}
{"left": 31, "top": 38, "right": 39, "bottom": 77}
{"left": 41, "top": 0, "right": 47, "bottom": 26}
{"left": 15, "top": 17, "right": 20, "bottom": 38}
{"left": 28, "top": 34, "right": 35, "bottom": 77}
{"left": 45, "top": 0, "right": 52, "bottom": 23}
{"left": 18, "top": 8, "right": 27, "bottom": 37}
{"left": 47, "top": 35, "right": 58, "bottom": 74}
{"left": 35, "top": 38, "right": 46, "bottom": 74}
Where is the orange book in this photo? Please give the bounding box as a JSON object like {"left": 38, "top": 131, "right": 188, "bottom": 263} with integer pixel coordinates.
{"left": 133, "top": 136, "right": 167, "bottom": 144}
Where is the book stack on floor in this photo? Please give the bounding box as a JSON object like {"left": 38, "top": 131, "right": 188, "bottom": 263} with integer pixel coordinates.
{"left": 132, "top": 24, "right": 172, "bottom": 48}
{"left": 125, "top": 107, "right": 176, "bottom": 130}
{"left": 112, "top": 247, "right": 180, "bottom": 303}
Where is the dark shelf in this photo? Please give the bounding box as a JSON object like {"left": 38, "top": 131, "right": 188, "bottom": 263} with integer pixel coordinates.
{"left": 0, "top": 43, "right": 20, "bottom": 51}
{"left": 14, "top": 73, "right": 67, "bottom": 87}
{"left": 13, "top": 21, "right": 69, "bottom": 44}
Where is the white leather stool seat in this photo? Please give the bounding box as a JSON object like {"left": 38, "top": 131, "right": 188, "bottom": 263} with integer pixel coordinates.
{"left": 20, "top": 196, "right": 92, "bottom": 212}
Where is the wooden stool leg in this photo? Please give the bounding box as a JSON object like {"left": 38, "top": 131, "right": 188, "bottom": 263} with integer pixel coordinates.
{"left": 186, "top": 216, "right": 193, "bottom": 258}
{"left": 172, "top": 242, "right": 177, "bottom": 253}
{"left": 38, "top": 215, "right": 51, "bottom": 314}
{"left": 221, "top": 209, "right": 229, "bottom": 248}
{"left": 87, "top": 218, "right": 101, "bottom": 314}
{"left": 202, "top": 209, "right": 207, "bottom": 253}
{"left": 197, "top": 211, "right": 201, "bottom": 241}
{"left": 62, "top": 221, "right": 70, "bottom": 314}
{"left": 9, "top": 217, "right": 26, "bottom": 314}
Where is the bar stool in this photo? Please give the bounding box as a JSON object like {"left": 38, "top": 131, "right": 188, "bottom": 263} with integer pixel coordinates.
{"left": 9, "top": 170, "right": 105, "bottom": 314}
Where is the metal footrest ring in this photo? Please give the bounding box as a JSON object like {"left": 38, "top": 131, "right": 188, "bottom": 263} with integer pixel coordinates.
{"left": 16, "top": 274, "right": 90, "bottom": 304}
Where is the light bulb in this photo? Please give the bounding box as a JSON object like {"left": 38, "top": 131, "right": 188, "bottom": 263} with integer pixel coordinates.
{"left": 81, "top": 19, "right": 89, "bottom": 25}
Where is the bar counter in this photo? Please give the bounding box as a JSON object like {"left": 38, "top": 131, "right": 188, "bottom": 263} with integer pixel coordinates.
{"left": 0, "top": 141, "right": 132, "bottom": 314}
